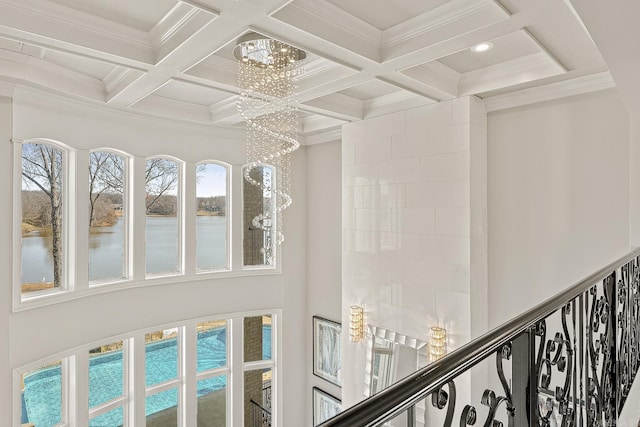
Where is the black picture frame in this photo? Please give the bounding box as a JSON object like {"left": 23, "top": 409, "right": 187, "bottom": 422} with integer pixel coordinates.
{"left": 312, "top": 386, "right": 341, "bottom": 426}
{"left": 312, "top": 315, "right": 342, "bottom": 387}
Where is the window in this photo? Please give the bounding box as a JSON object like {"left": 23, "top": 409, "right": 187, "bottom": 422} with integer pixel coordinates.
{"left": 196, "top": 319, "right": 229, "bottom": 425}
{"left": 243, "top": 165, "right": 275, "bottom": 267}
{"left": 15, "top": 312, "right": 278, "bottom": 426}
{"left": 145, "top": 157, "right": 181, "bottom": 276}
{"left": 21, "top": 142, "right": 66, "bottom": 296}
{"left": 88, "top": 340, "right": 127, "bottom": 425}
{"left": 20, "top": 359, "right": 66, "bottom": 426}
{"left": 196, "top": 162, "right": 228, "bottom": 271}
{"left": 89, "top": 151, "right": 127, "bottom": 283}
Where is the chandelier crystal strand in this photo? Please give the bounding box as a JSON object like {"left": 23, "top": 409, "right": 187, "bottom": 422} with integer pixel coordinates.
{"left": 236, "top": 35, "right": 305, "bottom": 253}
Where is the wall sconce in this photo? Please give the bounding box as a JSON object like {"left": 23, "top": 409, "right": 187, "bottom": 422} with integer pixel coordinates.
{"left": 429, "top": 326, "right": 447, "bottom": 362}
{"left": 349, "top": 305, "right": 364, "bottom": 343}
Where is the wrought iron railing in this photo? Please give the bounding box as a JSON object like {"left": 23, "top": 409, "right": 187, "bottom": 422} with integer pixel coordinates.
{"left": 250, "top": 398, "right": 272, "bottom": 427}
{"left": 321, "top": 248, "right": 640, "bottom": 426}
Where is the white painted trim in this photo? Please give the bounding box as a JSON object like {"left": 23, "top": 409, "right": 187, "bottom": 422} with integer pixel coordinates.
{"left": 483, "top": 72, "right": 616, "bottom": 112}
{"left": 277, "top": 0, "right": 381, "bottom": 47}
{"left": 0, "top": 0, "right": 151, "bottom": 48}
{"left": 459, "top": 51, "right": 566, "bottom": 96}
{"left": 302, "top": 128, "right": 342, "bottom": 146}
{"left": 382, "top": 0, "right": 509, "bottom": 49}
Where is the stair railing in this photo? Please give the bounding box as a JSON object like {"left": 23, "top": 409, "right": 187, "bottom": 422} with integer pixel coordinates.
{"left": 321, "top": 247, "right": 640, "bottom": 426}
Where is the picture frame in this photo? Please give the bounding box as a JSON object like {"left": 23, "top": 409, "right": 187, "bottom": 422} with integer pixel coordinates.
{"left": 312, "top": 316, "right": 342, "bottom": 387}
{"left": 312, "top": 387, "right": 342, "bottom": 426}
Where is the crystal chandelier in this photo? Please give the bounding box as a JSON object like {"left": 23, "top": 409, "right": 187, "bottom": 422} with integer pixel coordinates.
{"left": 234, "top": 33, "right": 306, "bottom": 251}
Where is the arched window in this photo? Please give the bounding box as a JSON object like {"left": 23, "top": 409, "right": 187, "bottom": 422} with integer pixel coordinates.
{"left": 196, "top": 161, "right": 229, "bottom": 271}
{"left": 243, "top": 164, "right": 276, "bottom": 267}
{"left": 145, "top": 156, "right": 182, "bottom": 276}
{"left": 20, "top": 140, "right": 67, "bottom": 296}
{"left": 89, "top": 150, "right": 128, "bottom": 283}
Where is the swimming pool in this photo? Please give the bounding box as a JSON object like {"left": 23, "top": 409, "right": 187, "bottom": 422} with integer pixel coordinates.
{"left": 22, "top": 326, "right": 271, "bottom": 426}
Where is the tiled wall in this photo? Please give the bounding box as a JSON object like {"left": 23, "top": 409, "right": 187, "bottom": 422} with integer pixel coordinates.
{"left": 341, "top": 97, "right": 487, "bottom": 408}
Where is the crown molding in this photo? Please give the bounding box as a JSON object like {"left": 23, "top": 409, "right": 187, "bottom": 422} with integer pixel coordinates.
{"left": 364, "top": 91, "right": 435, "bottom": 118}
{"left": 0, "top": 80, "right": 16, "bottom": 97}
{"left": 302, "top": 126, "right": 342, "bottom": 146}
{"left": 459, "top": 51, "right": 565, "bottom": 96}
{"left": 483, "top": 71, "right": 616, "bottom": 112}
{"left": 382, "top": 0, "right": 508, "bottom": 49}
{"left": 271, "top": 0, "right": 381, "bottom": 62}
{"left": 401, "top": 62, "right": 460, "bottom": 98}
{"left": 0, "top": 0, "right": 151, "bottom": 49}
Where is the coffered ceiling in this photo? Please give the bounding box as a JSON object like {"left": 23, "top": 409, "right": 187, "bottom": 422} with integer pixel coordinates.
{"left": 0, "top": 0, "right": 612, "bottom": 143}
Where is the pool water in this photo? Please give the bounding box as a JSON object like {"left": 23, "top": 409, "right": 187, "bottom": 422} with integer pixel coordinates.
{"left": 22, "top": 326, "right": 271, "bottom": 426}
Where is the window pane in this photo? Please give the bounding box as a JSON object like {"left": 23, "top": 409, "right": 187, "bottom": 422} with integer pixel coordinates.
{"left": 197, "top": 375, "right": 227, "bottom": 426}
{"left": 243, "top": 165, "right": 275, "bottom": 267}
{"left": 89, "top": 341, "right": 124, "bottom": 408}
{"left": 21, "top": 143, "right": 64, "bottom": 295}
{"left": 244, "top": 368, "right": 272, "bottom": 427}
{"left": 146, "top": 329, "right": 179, "bottom": 387}
{"left": 89, "top": 151, "right": 126, "bottom": 282}
{"left": 146, "top": 388, "right": 178, "bottom": 426}
{"left": 244, "top": 315, "right": 272, "bottom": 363}
{"left": 145, "top": 158, "right": 180, "bottom": 275}
{"left": 196, "top": 163, "right": 227, "bottom": 271}
{"left": 197, "top": 320, "right": 227, "bottom": 372}
{"left": 89, "top": 406, "right": 124, "bottom": 427}
{"left": 21, "top": 360, "right": 63, "bottom": 427}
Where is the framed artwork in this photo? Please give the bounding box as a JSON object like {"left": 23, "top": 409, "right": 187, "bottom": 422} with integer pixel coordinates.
{"left": 313, "top": 316, "right": 342, "bottom": 386}
{"left": 313, "top": 387, "right": 342, "bottom": 425}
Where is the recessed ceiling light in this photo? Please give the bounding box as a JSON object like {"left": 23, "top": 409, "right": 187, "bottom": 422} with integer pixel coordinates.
{"left": 470, "top": 42, "right": 494, "bottom": 53}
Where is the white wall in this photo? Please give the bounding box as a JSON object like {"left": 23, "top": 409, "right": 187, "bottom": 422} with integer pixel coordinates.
{"left": 488, "top": 88, "right": 630, "bottom": 328}
{"left": 341, "top": 97, "right": 487, "bottom": 411}
{"left": 5, "top": 88, "right": 307, "bottom": 425}
{"left": 305, "top": 141, "right": 343, "bottom": 419}
{"left": 0, "top": 95, "right": 12, "bottom": 423}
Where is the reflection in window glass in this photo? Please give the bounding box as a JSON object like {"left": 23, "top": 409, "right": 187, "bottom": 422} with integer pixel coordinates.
{"left": 21, "top": 360, "right": 63, "bottom": 427}
{"left": 89, "top": 151, "right": 126, "bottom": 282}
{"left": 145, "top": 157, "right": 180, "bottom": 275}
{"left": 88, "top": 340, "right": 124, "bottom": 408}
{"left": 197, "top": 320, "right": 227, "bottom": 372}
{"left": 243, "top": 165, "right": 275, "bottom": 267}
{"left": 89, "top": 406, "right": 124, "bottom": 427}
{"left": 196, "top": 163, "right": 227, "bottom": 271}
{"left": 21, "top": 142, "right": 65, "bottom": 295}
{"left": 244, "top": 315, "right": 272, "bottom": 363}
{"left": 146, "top": 387, "right": 178, "bottom": 426}
{"left": 197, "top": 375, "right": 227, "bottom": 426}
{"left": 244, "top": 368, "right": 272, "bottom": 427}
{"left": 145, "top": 329, "right": 179, "bottom": 387}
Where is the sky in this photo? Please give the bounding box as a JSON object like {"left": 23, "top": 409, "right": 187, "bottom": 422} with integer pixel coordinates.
{"left": 196, "top": 163, "right": 227, "bottom": 197}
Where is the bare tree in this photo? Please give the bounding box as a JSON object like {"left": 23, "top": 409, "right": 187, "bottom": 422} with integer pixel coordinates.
{"left": 22, "top": 143, "right": 63, "bottom": 286}
{"left": 146, "top": 158, "right": 179, "bottom": 214}
{"left": 89, "top": 151, "right": 124, "bottom": 227}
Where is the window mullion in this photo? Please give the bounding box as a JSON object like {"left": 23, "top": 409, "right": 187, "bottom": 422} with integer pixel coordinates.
{"left": 131, "top": 157, "right": 146, "bottom": 282}
{"left": 184, "top": 163, "right": 196, "bottom": 276}
{"left": 183, "top": 323, "right": 196, "bottom": 426}
{"left": 73, "top": 149, "right": 90, "bottom": 291}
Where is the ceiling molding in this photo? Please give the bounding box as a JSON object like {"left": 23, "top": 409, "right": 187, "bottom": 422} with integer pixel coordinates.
{"left": 271, "top": 0, "right": 381, "bottom": 62}
{"left": 483, "top": 71, "right": 616, "bottom": 112}
{"left": 150, "top": 4, "right": 202, "bottom": 50}
{"left": 382, "top": 0, "right": 508, "bottom": 49}
{"left": 178, "top": 0, "right": 220, "bottom": 17}
{"left": 301, "top": 114, "right": 345, "bottom": 134}
{"left": 363, "top": 91, "right": 436, "bottom": 118}
{"left": 400, "top": 62, "right": 460, "bottom": 98}
{"left": 302, "top": 126, "right": 342, "bottom": 146}
{"left": 0, "top": 0, "right": 151, "bottom": 48}
{"left": 459, "top": 51, "right": 566, "bottom": 96}
{"left": 302, "top": 92, "right": 363, "bottom": 121}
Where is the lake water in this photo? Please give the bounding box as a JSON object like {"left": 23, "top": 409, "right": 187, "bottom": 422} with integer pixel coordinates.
{"left": 22, "top": 216, "right": 227, "bottom": 284}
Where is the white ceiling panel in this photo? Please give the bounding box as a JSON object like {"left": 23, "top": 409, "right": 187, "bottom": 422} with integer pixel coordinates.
{"left": 49, "top": 0, "right": 178, "bottom": 31}
{"left": 153, "top": 80, "right": 233, "bottom": 106}
{"left": 340, "top": 80, "right": 401, "bottom": 100}
{"left": 437, "top": 30, "right": 543, "bottom": 74}
{"left": 325, "top": 0, "right": 452, "bottom": 30}
{"left": 42, "top": 49, "right": 116, "bottom": 80}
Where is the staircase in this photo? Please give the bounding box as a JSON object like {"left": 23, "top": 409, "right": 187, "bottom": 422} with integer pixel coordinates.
{"left": 321, "top": 248, "right": 640, "bottom": 426}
